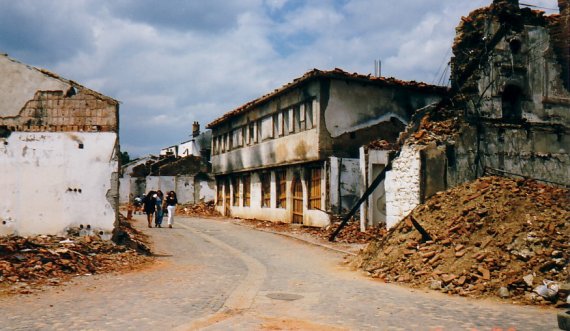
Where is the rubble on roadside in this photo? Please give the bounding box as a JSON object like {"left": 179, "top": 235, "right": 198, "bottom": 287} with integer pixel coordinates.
{"left": 353, "top": 176, "right": 569, "bottom": 305}
{"left": 0, "top": 216, "right": 153, "bottom": 295}
{"left": 239, "top": 218, "right": 386, "bottom": 245}
{"left": 177, "top": 201, "right": 220, "bottom": 217}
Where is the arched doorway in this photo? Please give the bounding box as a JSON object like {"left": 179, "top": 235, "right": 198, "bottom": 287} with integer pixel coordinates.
{"left": 502, "top": 84, "right": 523, "bottom": 122}
{"left": 291, "top": 174, "right": 303, "bottom": 224}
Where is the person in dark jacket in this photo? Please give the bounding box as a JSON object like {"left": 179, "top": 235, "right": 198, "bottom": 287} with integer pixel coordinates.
{"left": 165, "top": 191, "right": 178, "bottom": 228}
{"left": 143, "top": 191, "right": 157, "bottom": 228}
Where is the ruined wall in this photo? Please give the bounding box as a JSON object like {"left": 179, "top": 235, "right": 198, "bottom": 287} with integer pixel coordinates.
{"left": 0, "top": 55, "right": 119, "bottom": 236}
{"left": 323, "top": 81, "right": 441, "bottom": 158}
{"left": 448, "top": 2, "right": 570, "bottom": 186}
{"left": 385, "top": 145, "right": 422, "bottom": 229}
{"left": 329, "top": 157, "right": 360, "bottom": 214}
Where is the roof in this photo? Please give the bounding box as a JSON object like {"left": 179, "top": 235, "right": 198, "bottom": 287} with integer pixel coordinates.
{"left": 207, "top": 68, "right": 447, "bottom": 129}
{"left": 1, "top": 53, "right": 119, "bottom": 105}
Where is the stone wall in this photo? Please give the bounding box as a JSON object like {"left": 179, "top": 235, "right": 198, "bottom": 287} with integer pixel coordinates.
{"left": 385, "top": 145, "right": 422, "bottom": 228}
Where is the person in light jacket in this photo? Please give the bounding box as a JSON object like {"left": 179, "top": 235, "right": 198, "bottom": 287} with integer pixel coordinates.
{"left": 165, "top": 191, "right": 178, "bottom": 228}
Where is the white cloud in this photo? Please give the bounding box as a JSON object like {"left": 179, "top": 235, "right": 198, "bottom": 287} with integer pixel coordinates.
{"left": 0, "top": 0, "right": 561, "bottom": 157}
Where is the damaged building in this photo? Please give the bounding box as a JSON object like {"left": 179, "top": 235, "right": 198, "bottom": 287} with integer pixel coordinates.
{"left": 208, "top": 69, "right": 445, "bottom": 226}
{"left": 359, "top": 0, "right": 570, "bottom": 230}
{"left": 0, "top": 54, "right": 120, "bottom": 237}
{"left": 119, "top": 122, "right": 215, "bottom": 205}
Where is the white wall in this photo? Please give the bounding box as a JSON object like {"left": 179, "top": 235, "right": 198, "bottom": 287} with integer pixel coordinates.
{"left": 0, "top": 132, "right": 118, "bottom": 236}
{"left": 385, "top": 145, "right": 422, "bottom": 228}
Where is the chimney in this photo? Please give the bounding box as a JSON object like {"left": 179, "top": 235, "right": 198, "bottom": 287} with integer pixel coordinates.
{"left": 192, "top": 121, "right": 200, "bottom": 138}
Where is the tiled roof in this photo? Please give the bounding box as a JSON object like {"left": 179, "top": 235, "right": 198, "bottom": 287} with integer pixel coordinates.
{"left": 207, "top": 68, "right": 447, "bottom": 128}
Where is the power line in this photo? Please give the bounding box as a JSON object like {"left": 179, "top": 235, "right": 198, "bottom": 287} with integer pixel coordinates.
{"left": 519, "top": 2, "right": 558, "bottom": 11}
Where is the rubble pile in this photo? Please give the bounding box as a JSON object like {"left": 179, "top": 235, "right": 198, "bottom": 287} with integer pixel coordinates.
{"left": 239, "top": 218, "right": 386, "bottom": 245}
{"left": 406, "top": 112, "right": 463, "bottom": 146}
{"left": 353, "top": 176, "right": 569, "bottom": 305}
{"left": 178, "top": 201, "right": 220, "bottom": 217}
{"left": 0, "top": 217, "right": 152, "bottom": 295}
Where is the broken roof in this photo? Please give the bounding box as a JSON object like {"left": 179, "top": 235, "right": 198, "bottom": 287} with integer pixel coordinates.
{"left": 0, "top": 53, "right": 119, "bottom": 105}
{"left": 207, "top": 68, "right": 447, "bottom": 129}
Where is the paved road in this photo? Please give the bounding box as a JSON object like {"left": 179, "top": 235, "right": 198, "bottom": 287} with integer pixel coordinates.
{"left": 0, "top": 215, "right": 562, "bottom": 330}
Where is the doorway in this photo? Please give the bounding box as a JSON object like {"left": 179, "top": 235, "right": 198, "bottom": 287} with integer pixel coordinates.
{"left": 292, "top": 174, "right": 303, "bottom": 224}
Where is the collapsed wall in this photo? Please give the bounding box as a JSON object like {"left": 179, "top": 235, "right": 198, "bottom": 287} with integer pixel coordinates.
{"left": 0, "top": 55, "right": 120, "bottom": 237}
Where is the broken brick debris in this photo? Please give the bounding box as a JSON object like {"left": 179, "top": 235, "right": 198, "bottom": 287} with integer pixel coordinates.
{"left": 177, "top": 201, "right": 220, "bottom": 217}
{"left": 0, "top": 215, "right": 152, "bottom": 295}
{"left": 353, "top": 176, "right": 569, "bottom": 305}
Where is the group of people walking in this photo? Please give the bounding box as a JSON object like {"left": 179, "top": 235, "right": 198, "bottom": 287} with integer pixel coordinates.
{"left": 142, "top": 190, "right": 178, "bottom": 228}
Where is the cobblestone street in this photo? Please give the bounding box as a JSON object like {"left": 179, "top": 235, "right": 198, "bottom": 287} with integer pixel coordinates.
{"left": 0, "top": 215, "right": 562, "bottom": 330}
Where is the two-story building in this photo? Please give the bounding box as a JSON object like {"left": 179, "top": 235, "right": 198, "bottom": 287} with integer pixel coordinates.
{"left": 207, "top": 68, "right": 445, "bottom": 226}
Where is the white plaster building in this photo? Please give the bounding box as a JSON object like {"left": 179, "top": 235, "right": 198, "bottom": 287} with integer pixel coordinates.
{"left": 0, "top": 54, "right": 120, "bottom": 237}
{"left": 208, "top": 69, "right": 444, "bottom": 226}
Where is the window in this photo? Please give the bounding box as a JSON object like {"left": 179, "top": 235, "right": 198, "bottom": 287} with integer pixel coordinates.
{"left": 305, "top": 101, "right": 314, "bottom": 129}
{"left": 257, "top": 119, "right": 262, "bottom": 142}
{"left": 232, "top": 129, "right": 242, "bottom": 148}
{"left": 243, "top": 174, "right": 251, "bottom": 207}
{"left": 248, "top": 122, "right": 254, "bottom": 145}
{"left": 283, "top": 109, "right": 290, "bottom": 135}
{"left": 293, "top": 106, "right": 301, "bottom": 133}
{"left": 232, "top": 177, "right": 240, "bottom": 206}
{"left": 299, "top": 104, "right": 306, "bottom": 131}
{"left": 309, "top": 168, "right": 321, "bottom": 210}
{"left": 261, "top": 116, "right": 273, "bottom": 140}
{"left": 261, "top": 173, "right": 271, "bottom": 208}
{"left": 276, "top": 170, "right": 287, "bottom": 208}
{"left": 242, "top": 127, "right": 246, "bottom": 146}
{"left": 216, "top": 179, "right": 223, "bottom": 206}
{"left": 273, "top": 114, "right": 279, "bottom": 137}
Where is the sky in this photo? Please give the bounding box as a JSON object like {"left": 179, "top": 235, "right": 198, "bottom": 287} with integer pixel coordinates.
{"left": 0, "top": 0, "right": 560, "bottom": 158}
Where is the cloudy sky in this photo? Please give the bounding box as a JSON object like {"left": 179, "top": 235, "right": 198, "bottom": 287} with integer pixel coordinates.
{"left": 0, "top": 0, "right": 559, "bottom": 157}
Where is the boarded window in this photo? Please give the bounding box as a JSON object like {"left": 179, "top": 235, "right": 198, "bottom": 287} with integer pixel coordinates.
{"left": 232, "top": 129, "right": 242, "bottom": 148}
{"left": 276, "top": 170, "right": 287, "bottom": 208}
{"left": 309, "top": 168, "right": 321, "bottom": 210}
{"left": 299, "top": 104, "right": 306, "bottom": 131}
{"left": 232, "top": 177, "right": 240, "bottom": 206}
{"left": 216, "top": 179, "right": 223, "bottom": 206}
{"left": 283, "top": 110, "right": 290, "bottom": 135}
{"left": 305, "top": 101, "right": 314, "bottom": 129}
{"left": 293, "top": 106, "right": 300, "bottom": 133}
{"left": 243, "top": 174, "right": 251, "bottom": 207}
{"left": 261, "top": 116, "right": 273, "bottom": 140}
{"left": 248, "top": 123, "right": 255, "bottom": 144}
{"left": 261, "top": 173, "right": 271, "bottom": 208}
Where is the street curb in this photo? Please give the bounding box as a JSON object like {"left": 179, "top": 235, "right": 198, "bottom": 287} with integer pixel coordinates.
{"left": 232, "top": 222, "right": 358, "bottom": 256}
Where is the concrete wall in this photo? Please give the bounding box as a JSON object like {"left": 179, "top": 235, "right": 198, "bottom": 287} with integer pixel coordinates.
{"left": 119, "top": 174, "right": 215, "bottom": 204}
{"left": 0, "top": 132, "right": 118, "bottom": 236}
{"left": 212, "top": 128, "right": 321, "bottom": 175}
{"left": 329, "top": 157, "right": 360, "bottom": 214}
{"left": 323, "top": 81, "right": 441, "bottom": 158}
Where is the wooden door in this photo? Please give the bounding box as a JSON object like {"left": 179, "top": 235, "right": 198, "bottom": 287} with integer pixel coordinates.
{"left": 224, "top": 180, "right": 231, "bottom": 217}
{"left": 292, "top": 175, "right": 303, "bottom": 224}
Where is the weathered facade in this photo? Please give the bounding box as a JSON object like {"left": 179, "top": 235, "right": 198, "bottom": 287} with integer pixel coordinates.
{"left": 0, "top": 54, "right": 120, "bottom": 236}
{"left": 360, "top": 0, "right": 570, "bottom": 229}
{"left": 208, "top": 69, "right": 444, "bottom": 226}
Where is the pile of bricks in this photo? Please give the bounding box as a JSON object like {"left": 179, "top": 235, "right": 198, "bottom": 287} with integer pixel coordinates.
{"left": 0, "top": 218, "right": 152, "bottom": 295}
{"left": 354, "top": 176, "right": 569, "bottom": 305}
{"left": 178, "top": 201, "right": 220, "bottom": 217}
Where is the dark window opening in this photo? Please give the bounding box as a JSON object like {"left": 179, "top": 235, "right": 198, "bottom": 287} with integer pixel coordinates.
{"left": 78, "top": 143, "right": 84, "bottom": 149}
{"left": 0, "top": 126, "right": 11, "bottom": 138}
{"left": 501, "top": 85, "right": 522, "bottom": 122}
{"left": 509, "top": 38, "right": 522, "bottom": 54}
